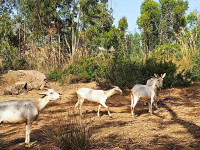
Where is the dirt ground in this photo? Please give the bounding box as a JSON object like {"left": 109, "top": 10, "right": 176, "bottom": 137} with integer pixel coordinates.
{"left": 0, "top": 81, "right": 200, "bottom": 150}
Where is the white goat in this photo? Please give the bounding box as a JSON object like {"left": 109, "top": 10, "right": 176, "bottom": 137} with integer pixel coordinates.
{"left": 146, "top": 73, "right": 166, "bottom": 108}
{"left": 126, "top": 78, "right": 159, "bottom": 116}
{"left": 0, "top": 89, "right": 60, "bottom": 147}
{"left": 75, "top": 86, "right": 122, "bottom": 117}
{"left": 146, "top": 73, "right": 166, "bottom": 90}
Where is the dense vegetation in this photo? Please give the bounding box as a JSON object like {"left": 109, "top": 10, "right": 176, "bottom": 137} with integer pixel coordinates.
{"left": 0, "top": 0, "right": 200, "bottom": 88}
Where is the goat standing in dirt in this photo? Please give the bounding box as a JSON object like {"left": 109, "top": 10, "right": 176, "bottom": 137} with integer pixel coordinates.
{"left": 0, "top": 89, "right": 60, "bottom": 147}
{"left": 75, "top": 86, "right": 122, "bottom": 117}
{"left": 146, "top": 73, "right": 166, "bottom": 108}
{"left": 126, "top": 78, "right": 159, "bottom": 116}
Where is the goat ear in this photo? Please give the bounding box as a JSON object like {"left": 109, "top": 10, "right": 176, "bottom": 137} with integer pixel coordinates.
{"left": 161, "top": 73, "right": 166, "bottom": 78}
{"left": 111, "top": 85, "right": 118, "bottom": 88}
{"left": 154, "top": 73, "right": 158, "bottom": 78}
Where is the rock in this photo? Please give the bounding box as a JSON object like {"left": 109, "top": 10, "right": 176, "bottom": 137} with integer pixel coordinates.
{"left": 2, "top": 70, "right": 46, "bottom": 95}
{"left": 4, "top": 81, "right": 28, "bottom": 95}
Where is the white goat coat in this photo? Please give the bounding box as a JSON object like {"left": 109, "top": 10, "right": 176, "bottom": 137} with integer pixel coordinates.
{"left": 0, "top": 100, "right": 38, "bottom": 123}
{"left": 131, "top": 85, "right": 155, "bottom": 98}
{"left": 0, "top": 89, "right": 60, "bottom": 147}
{"left": 77, "top": 88, "right": 107, "bottom": 103}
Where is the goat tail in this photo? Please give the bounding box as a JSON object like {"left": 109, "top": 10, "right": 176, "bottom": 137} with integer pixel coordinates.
{"left": 125, "top": 87, "right": 138, "bottom": 108}
{"left": 125, "top": 87, "right": 136, "bottom": 95}
{"left": 124, "top": 87, "right": 131, "bottom": 92}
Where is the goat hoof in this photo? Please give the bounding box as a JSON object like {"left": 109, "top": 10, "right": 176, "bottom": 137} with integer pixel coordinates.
{"left": 25, "top": 143, "right": 31, "bottom": 148}
{"left": 131, "top": 114, "right": 137, "bottom": 117}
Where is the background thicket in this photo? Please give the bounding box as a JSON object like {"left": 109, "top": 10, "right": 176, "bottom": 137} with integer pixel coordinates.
{"left": 0, "top": 0, "right": 200, "bottom": 88}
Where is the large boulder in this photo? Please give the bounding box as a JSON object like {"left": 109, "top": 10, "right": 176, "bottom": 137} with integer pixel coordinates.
{"left": 2, "top": 70, "right": 47, "bottom": 95}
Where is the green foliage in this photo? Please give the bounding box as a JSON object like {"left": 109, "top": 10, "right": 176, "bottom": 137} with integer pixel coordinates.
{"left": 153, "top": 43, "right": 182, "bottom": 61}
{"left": 0, "top": 12, "right": 27, "bottom": 70}
{"left": 0, "top": 13, "right": 18, "bottom": 46}
{"left": 66, "top": 57, "right": 104, "bottom": 81}
{"left": 137, "top": 0, "right": 160, "bottom": 51}
{"left": 190, "top": 51, "right": 200, "bottom": 81}
{"left": 172, "top": 71, "right": 192, "bottom": 87}
{"left": 159, "top": 0, "right": 188, "bottom": 44}
{"left": 126, "top": 32, "right": 142, "bottom": 57}
{"left": 47, "top": 57, "right": 106, "bottom": 84}
{"left": 47, "top": 70, "right": 63, "bottom": 81}
{"left": 47, "top": 52, "right": 194, "bottom": 88}
{"left": 22, "top": 0, "right": 62, "bottom": 39}
{"left": 12, "top": 58, "right": 28, "bottom": 70}
{"left": 118, "top": 17, "right": 128, "bottom": 31}
{"left": 105, "top": 55, "right": 142, "bottom": 88}
{"left": 101, "top": 27, "right": 119, "bottom": 49}
{"left": 101, "top": 53, "right": 192, "bottom": 89}
{"left": 79, "top": 0, "right": 114, "bottom": 50}
{"left": 0, "top": 41, "right": 27, "bottom": 70}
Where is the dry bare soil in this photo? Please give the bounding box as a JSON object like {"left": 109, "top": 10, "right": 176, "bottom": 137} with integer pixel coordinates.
{"left": 0, "top": 81, "right": 200, "bottom": 150}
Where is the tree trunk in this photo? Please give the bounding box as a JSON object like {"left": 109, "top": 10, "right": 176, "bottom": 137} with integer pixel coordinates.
{"left": 23, "top": 23, "right": 26, "bottom": 56}
{"left": 19, "top": 22, "right": 21, "bottom": 58}
{"left": 58, "top": 31, "right": 61, "bottom": 66}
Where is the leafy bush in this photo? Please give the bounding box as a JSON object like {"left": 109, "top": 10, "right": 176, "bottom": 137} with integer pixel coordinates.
{"left": 153, "top": 43, "right": 182, "bottom": 61}
{"left": 47, "top": 57, "right": 106, "bottom": 84}
{"left": 12, "top": 58, "right": 29, "bottom": 70}
{"left": 47, "top": 54, "right": 193, "bottom": 88}
{"left": 172, "top": 71, "right": 192, "bottom": 87}
{"left": 190, "top": 51, "right": 200, "bottom": 81}
{"left": 104, "top": 55, "right": 143, "bottom": 88}
{"left": 47, "top": 70, "right": 63, "bottom": 81}
{"left": 142, "top": 59, "right": 178, "bottom": 88}
{"left": 102, "top": 55, "right": 191, "bottom": 89}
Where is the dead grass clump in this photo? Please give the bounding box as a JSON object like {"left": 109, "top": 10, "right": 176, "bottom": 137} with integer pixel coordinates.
{"left": 43, "top": 114, "right": 93, "bottom": 150}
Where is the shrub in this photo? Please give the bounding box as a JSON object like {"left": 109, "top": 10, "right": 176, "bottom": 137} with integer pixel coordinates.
{"left": 102, "top": 56, "right": 191, "bottom": 89}
{"left": 12, "top": 58, "right": 29, "bottom": 70}
{"left": 190, "top": 51, "right": 200, "bottom": 81}
{"left": 153, "top": 43, "right": 182, "bottom": 61}
{"left": 47, "top": 70, "right": 63, "bottom": 81}
{"left": 47, "top": 57, "right": 107, "bottom": 84}
{"left": 44, "top": 116, "right": 93, "bottom": 150}
{"left": 142, "top": 59, "right": 177, "bottom": 88}
{"left": 104, "top": 56, "right": 143, "bottom": 88}
{"left": 47, "top": 53, "right": 193, "bottom": 88}
{"left": 172, "top": 71, "right": 192, "bottom": 87}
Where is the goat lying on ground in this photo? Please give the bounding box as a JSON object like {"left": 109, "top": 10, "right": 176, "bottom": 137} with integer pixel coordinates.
{"left": 0, "top": 89, "right": 60, "bottom": 147}
{"left": 146, "top": 73, "right": 166, "bottom": 108}
{"left": 75, "top": 86, "right": 122, "bottom": 117}
{"left": 126, "top": 78, "right": 159, "bottom": 116}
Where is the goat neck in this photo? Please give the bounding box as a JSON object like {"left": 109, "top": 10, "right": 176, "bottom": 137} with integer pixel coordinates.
{"left": 104, "top": 88, "right": 116, "bottom": 98}
{"left": 34, "top": 96, "right": 51, "bottom": 111}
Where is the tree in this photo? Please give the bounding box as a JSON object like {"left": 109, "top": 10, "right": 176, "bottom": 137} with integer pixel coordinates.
{"left": 0, "top": 13, "right": 19, "bottom": 69}
{"left": 137, "top": 0, "right": 161, "bottom": 53}
{"left": 186, "top": 12, "right": 198, "bottom": 30}
{"left": 79, "top": 0, "right": 115, "bottom": 50}
{"left": 118, "top": 16, "right": 128, "bottom": 31}
{"left": 127, "top": 32, "right": 141, "bottom": 57}
{"left": 159, "top": 0, "right": 188, "bottom": 44}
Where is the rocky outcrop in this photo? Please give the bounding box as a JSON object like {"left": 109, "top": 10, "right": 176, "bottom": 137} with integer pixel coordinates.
{"left": 2, "top": 70, "right": 47, "bottom": 95}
